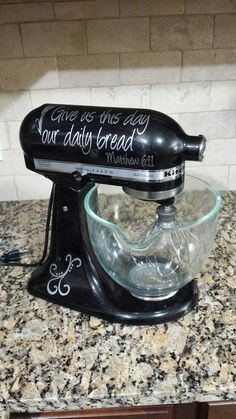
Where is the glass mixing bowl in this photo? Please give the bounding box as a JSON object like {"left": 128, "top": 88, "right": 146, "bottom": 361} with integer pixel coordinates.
{"left": 84, "top": 176, "right": 221, "bottom": 300}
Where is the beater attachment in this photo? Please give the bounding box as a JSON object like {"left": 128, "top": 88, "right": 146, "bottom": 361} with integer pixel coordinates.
{"left": 113, "top": 203, "right": 200, "bottom": 300}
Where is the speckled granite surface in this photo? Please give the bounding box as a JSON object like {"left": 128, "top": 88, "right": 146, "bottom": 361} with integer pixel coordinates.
{"left": 0, "top": 192, "right": 235, "bottom": 415}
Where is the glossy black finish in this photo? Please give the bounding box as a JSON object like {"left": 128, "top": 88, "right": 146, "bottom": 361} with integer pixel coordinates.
{"left": 27, "top": 185, "right": 198, "bottom": 325}
{"left": 21, "top": 105, "right": 203, "bottom": 323}
{"left": 20, "top": 104, "right": 206, "bottom": 198}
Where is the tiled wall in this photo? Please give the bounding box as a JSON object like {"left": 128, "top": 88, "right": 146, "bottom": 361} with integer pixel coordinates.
{"left": 0, "top": 0, "right": 236, "bottom": 200}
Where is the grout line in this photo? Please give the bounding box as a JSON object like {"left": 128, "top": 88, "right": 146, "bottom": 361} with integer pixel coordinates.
{"left": 180, "top": 51, "right": 184, "bottom": 82}
{"left": 2, "top": 78, "right": 236, "bottom": 94}
{"left": 0, "top": 78, "right": 235, "bottom": 91}
{"left": 1, "top": 46, "right": 236, "bottom": 62}
{"left": 212, "top": 14, "right": 216, "bottom": 48}
{"left": 88, "top": 87, "right": 92, "bottom": 104}
{"left": 211, "top": 15, "right": 216, "bottom": 49}
{"left": 28, "top": 90, "right": 33, "bottom": 108}
{"left": 0, "top": 16, "right": 56, "bottom": 27}
{"left": 13, "top": 175, "right": 19, "bottom": 200}
{"left": 148, "top": 84, "right": 151, "bottom": 108}
{"left": 55, "top": 56, "right": 60, "bottom": 89}
{"left": 118, "top": 0, "right": 121, "bottom": 17}
{"left": 4, "top": 121, "right": 11, "bottom": 150}
{"left": 209, "top": 80, "right": 213, "bottom": 112}
{"left": 149, "top": 17, "right": 152, "bottom": 51}
{"left": 184, "top": 0, "right": 187, "bottom": 14}
{"left": 85, "top": 20, "right": 89, "bottom": 54}
{"left": 52, "top": 0, "right": 56, "bottom": 20}
{"left": 227, "top": 166, "right": 230, "bottom": 189}
{"left": 1, "top": 12, "right": 229, "bottom": 27}
{"left": 176, "top": 46, "right": 236, "bottom": 52}
{"left": 118, "top": 53, "right": 121, "bottom": 85}
{"left": 18, "top": 23, "right": 25, "bottom": 58}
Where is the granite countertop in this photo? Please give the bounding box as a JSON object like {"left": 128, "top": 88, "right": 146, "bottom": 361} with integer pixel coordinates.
{"left": 0, "top": 192, "right": 236, "bottom": 415}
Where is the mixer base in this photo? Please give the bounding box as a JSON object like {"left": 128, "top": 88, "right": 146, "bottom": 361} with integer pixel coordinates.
{"left": 27, "top": 184, "right": 199, "bottom": 325}
{"left": 28, "top": 272, "right": 198, "bottom": 325}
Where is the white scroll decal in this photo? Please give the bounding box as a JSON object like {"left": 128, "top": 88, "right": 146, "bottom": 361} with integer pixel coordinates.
{"left": 47, "top": 254, "right": 82, "bottom": 296}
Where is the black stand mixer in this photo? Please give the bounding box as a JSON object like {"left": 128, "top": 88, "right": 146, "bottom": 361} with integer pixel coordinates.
{"left": 20, "top": 104, "right": 208, "bottom": 325}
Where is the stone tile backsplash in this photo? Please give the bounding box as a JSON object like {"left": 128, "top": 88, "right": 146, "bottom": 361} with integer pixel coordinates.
{"left": 151, "top": 15, "right": 214, "bottom": 51}
{"left": 0, "top": 0, "right": 235, "bottom": 200}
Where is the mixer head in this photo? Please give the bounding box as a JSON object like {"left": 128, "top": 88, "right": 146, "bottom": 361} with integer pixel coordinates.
{"left": 20, "top": 104, "right": 206, "bottom": 202}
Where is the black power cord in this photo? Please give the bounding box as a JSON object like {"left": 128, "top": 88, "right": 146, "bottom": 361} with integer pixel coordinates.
{"left": 0, "top": 185, "right": 54, "bottom": 268}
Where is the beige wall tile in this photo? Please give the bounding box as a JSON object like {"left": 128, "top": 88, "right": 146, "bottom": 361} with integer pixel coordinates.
{"left": 228, "top": 166, "right": 236, "bottom": 190}
{"left": 205, "top": 139, "right": 236, "bottom": 166}
{"left": 0, "top": 176, "right": 17, "bottom": 201}
{"left": 0, "top": 3, "right": 235, "bottom": 197}
{"left": 0, "top": 3, "right": 54, "bottom": 25}
{"left": 55, "top": 0, "right": 119, "bottom": 19}
{"left": 151, "top": 82, "right": 211, "bottom": 114}
{"left": 169, "top": 114, "right": 180, "bottom": 123}
{"left": 151, "top": 16, "right": 213, "bottom": 50}
{"left": 21, "top": 21, "right": 86, "bottom": 57}
{"left": 0, "top": 25, "right": 23, "bottom": 59}
{"left": 186, "top": 166, "right": 229, "bottom": 190}
{"left": 30, "top": 88, "right": 91, "bottom": 108}
{"left": 0, "top": 152, "right": 12, "bottom": 176}
{"left": 179, "top": 111, "right": 236, "bottom": 140}
{"left": 58, "top": 54, "right": 119, "bottom": 87}
{"left": 7, "top": 122, "right": 21, "bottom": 149}
{"left": 0, "top": 58, "right": 58, "bottom": 91}
{"left": 0, "top": 123, "right": 10, "bottom": 150}
{"left": 182, "top": 49, "right": 236, "bottom": 82}
{"left": 186, "top": 0, "right": 236, "bottom": 14}
{"left": 120, "top": 0, "right": 184, "bottom": 16}
{"left": 0, "top": 150, "right": 31, "bottom": 176}
{"left": 210, "top": 81, "right": 236, "bottom": 111}
{"left": 87, "top": 18, "right": 149, "bottom": 53}
{"left": 0, "top": 92, "right": 31, "bottom": 122}
{"left": 214, "top": 15, "right": 236, "bottom": 48}
{"left": 15, "top": 174, "right": 52, "bottom": 200}
{"left": 185, "top": 160, "right": 205, "bottom": 169}
{"left": 120, "top": 51, "right": 181, "bottom": 85}
{"left": 91, "top": 85, "right": 150, "bottom": 108}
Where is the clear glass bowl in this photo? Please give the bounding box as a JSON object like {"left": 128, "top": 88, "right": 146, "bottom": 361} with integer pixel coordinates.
{"left": 84, "top": 176, "right": 221, "bottom": 300}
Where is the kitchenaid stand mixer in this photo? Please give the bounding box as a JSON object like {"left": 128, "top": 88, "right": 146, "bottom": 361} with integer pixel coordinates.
{"left": 20, "top": 104, "right": 220, "bottom": 324}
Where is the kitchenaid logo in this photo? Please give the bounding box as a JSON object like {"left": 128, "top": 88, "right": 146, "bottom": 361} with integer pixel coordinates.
{"left": 164, "top": 165, "right": 184, "bottom": 178}
{"left": 35, "top": 105, "right": 151, "bottom": 156}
